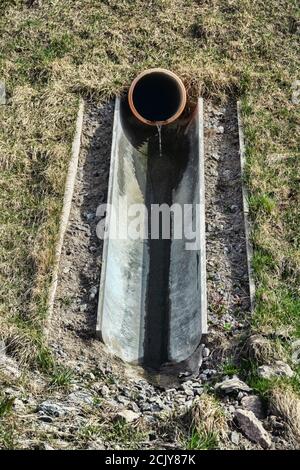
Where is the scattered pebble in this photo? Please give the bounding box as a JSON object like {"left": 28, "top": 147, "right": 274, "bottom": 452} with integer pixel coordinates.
{"left": 231, "top": 431, "right": 240, "bottom": 445}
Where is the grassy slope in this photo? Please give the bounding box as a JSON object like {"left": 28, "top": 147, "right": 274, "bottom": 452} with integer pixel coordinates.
{"left": 0, "top": 0, "right": 299, "bottom": 416}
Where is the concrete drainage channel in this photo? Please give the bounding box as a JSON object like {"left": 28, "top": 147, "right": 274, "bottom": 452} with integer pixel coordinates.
{"left": 50, "top": 69, "right": 251, "bottom": 386}
{"left": 97, "top": 69, "right": 207, "bottom": 375}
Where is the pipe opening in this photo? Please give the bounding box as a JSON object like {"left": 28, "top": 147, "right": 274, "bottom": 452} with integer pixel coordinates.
{"left": 128, "top": 69, "right": 186, "bottom": 125}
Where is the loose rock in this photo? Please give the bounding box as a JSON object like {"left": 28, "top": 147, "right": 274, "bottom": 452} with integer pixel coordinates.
{"left": 116, "top": 409, "right": 140, "bottom": 424}
{"left": 234, "top": 409, "right": 272, "bottom": 449}
{"left": 291, "top": 340, "right": 300, "bottom": 365}
{"left": 0, "top": 340, "right": 6, "bottom": 356}
{"left": 202, "top": 347, "right": 210, "bottom": 358}
{"left": 230, "top": 431, "right": 240, "bottom": 445}
{"left": 87, "top": 439, "right": 105, "bottom": 450}
{"left": 89, "top": 286, "right": 98, "bottom": 301}
{"left": 68, "top": 390, "right": 94, "bottom": 406}
{"left": 100, "top": 385, "right": 110, "bottom": 397}
{"left": 215, "top": 376, "right": 251, "bottom": 394}
{"left": 38, "top": 415, "right": 54, "bottom": 423}
{"left": 38, "top": 402, "right": 65, "bottom": 417}
{"left": 257, "top": 361, "right": 294, "bottom": 379}
{"left": 241, "top": 395, "right": 265, "bottom": 419}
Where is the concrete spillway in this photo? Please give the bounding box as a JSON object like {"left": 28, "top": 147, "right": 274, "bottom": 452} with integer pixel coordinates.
{"left": 96, "top": 93, "right": 207, "bottom": 373}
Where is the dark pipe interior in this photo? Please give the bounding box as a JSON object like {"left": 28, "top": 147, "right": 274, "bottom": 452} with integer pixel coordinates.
{"left": 132, "top": 72, "right": 183, "bottom": 122}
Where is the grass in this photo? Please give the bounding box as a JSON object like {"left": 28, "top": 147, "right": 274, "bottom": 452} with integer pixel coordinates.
{"left": 221, "top": 359, "right": 240, "bottom": 377}
{"left": 186, "top": 427, "right": 219, "bottom": 450}
{"left": 0, "top": 423, "right": 15, "bottom": 449}
{"left": 78, "top": 419, "right": 147, "bottom": 449}
{"left": 49, "top": 365, "right": 74, "bottom": 389}
{"left": 183, "top": 394, "right": 228, "bottom": 449}
{"left": 0, "top": 0, "right": 299, "bottom": 447}
{"left": 0, "top": 396, "right": 14, "bottom": 418}
{"left": 105, "top": 420, "right": 147, "bottom": 449}
{"left": 0, "top": 395, "right": 15, "bottom": 449}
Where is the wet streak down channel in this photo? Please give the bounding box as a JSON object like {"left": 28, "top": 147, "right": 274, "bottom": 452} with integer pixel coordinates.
{"left": 144, "top": 123, "right": 189, "bottom": 369}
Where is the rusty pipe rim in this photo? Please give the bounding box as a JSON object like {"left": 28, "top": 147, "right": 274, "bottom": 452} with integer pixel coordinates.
{"left": 128, "top": 68, "right": 187, "bottom": 126}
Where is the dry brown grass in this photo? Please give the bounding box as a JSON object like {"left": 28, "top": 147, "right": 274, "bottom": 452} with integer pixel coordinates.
{"left": 270, "top": 386, "right": 300, "bottom": 447}
{"left": 243, "top": 334, "right": 287, "bottom": 364}
{"left": 168, "top": 394, "right": 229, "bottom": 449}
{"left": 188, "top": 394, "right": 228, "bottom": 438}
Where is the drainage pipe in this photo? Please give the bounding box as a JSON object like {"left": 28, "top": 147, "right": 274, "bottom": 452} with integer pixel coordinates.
{"left": 128, "top": 68, "right": 186, "bottom": 126}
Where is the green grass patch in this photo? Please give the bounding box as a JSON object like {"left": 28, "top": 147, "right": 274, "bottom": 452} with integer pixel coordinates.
{"left": 186, "top": 427, "right": 219, "bottom": 450}
{"left": 221, "top": 359, "right": 240, "bottom": 377}
{"left": 0, "top": 397, "right": 14, "bottom": 418}
{"left": 50, "top": 365, "right": 74, "bottom": 389}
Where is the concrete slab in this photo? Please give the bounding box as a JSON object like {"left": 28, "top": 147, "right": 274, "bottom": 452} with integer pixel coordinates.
{"left": 97, "top": 97, "right": 207, "bottom": 372}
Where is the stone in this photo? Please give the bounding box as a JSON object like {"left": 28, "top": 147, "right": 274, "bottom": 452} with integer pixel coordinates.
{"left": 117, "top": 395, "right": 130, "bottom": 406}
{"left": 215, "top": 376, "right": 252, "bottom": 394}
{"left": 0, "top": 80, "right": 6, "bottom": 105}
{"left": 234, "top": 409, "right": 271, "bottom": 449}
{"left": 38, "top": 415, "right": 54, "bottom": 423}
{"left": 222, "top": 169, "right": 231, "bottom": 180}
{"left": 122, "top": 388, "right": 131, "bottom": 398}
{"left": 100, "top": 385, "right": 110, "bottom": 397}
{"left": 257, "top": 361, "right": 294, "bottom": 379}
{"left": 291, "top": 339, "right": 300, "bottom": 350}
{"left": 191, "top": 382, "right": 200, "bottom": 388}
{"left": 216, "top": 125, "right": 224, "bottom": 134}
{"left": 13, "top": 398, "right": 26, "bottom": 413}
{"left": 43, "top": 443, "right": 55, "bottom": 450}
{"left": 202, "top": 347, "right": 210, "bottom": 358}
{"left": 0, "top": 355, "right": 21, "bottom": 380}
{"left": 237, "top": 391, "right": 247, "bottom": 401}
{"left": 116, "top": 409, "right": 140, "bottom": 424}
{"left": 199, "top": 373, "right": 207, "bottom": 382}
{"left": 85, "top": 213, "right": 94, "bottom": 222}
{"left": 181, "top": 382, "right": 194, "bottom": 397}
{"left": 89, "top": 286, "right": 98, "bottom": 301}
{"left": 241, "top": 395, "right": 265, "bottom": 419}
{"left": 291, "top": 340, "right": 300, "bottom": 365}
{"left": 231, "top": 431, "right": 240, "bottom": 445}
{"left": 38, "top": 402, "right": 65, "bottom": 417}
{"left": 212, "top": 273, "right": 221, "bottom": 282}
{"left": 0, "top": 340, "right": 6, "bottom": 356}
{"left": 87, "top": 439, "right": 105, "bottom": 450}
{"left": 149, "top": 403, "right": 162, "bottom": 412}
{"left": 178, "top": 371, "right": 192, "bottom": 379}
{"left": 129, "top": 402, "right": 140, "bottom": 413}
{"left": 68, "top": 390, "right": 94, "bottom": 406}
{"left": 183, "top": 388, "right": 194, "bottom": 397}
